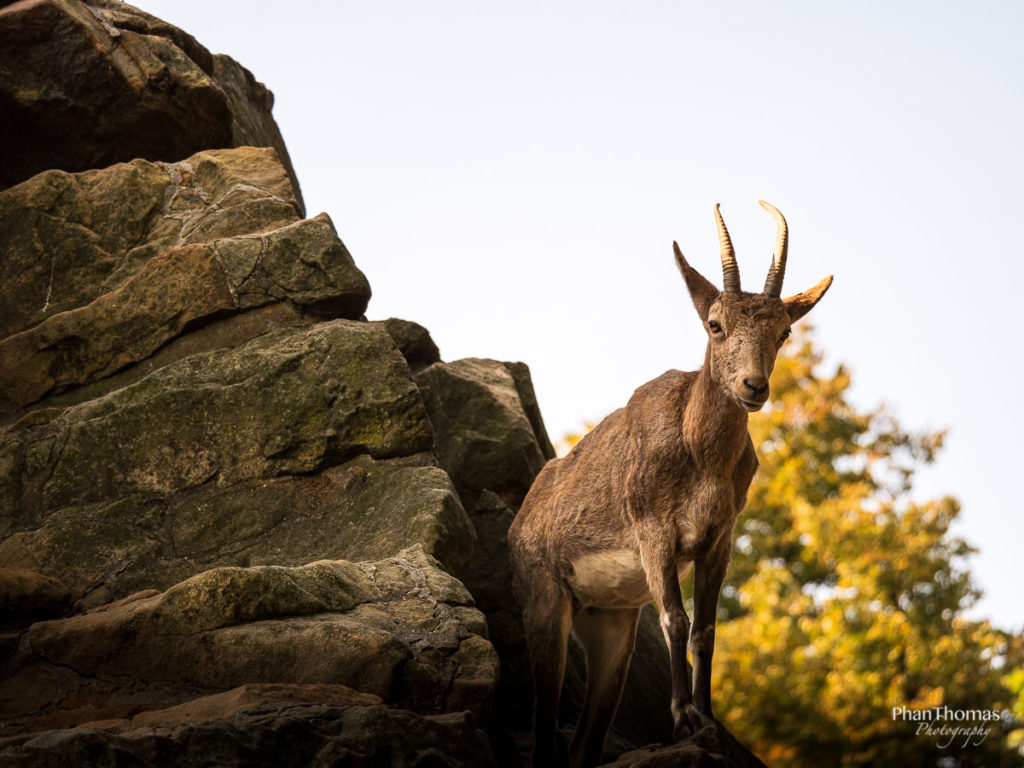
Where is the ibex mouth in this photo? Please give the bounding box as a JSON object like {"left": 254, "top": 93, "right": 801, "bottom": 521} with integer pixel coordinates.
{"left": 736, "top": 396, "right": 766, "bottom": 413}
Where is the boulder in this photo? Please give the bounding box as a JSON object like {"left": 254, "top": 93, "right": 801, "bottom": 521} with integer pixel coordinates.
{"left": 209, "top": 52, "right": 301, "bottom": 208}
{"left": 0, "top": 453, "right": 475, "bottom": 609}
{"left": 0, "top": 546, "right": 499, "bottom": 734}
{"left": 414, "top": 359, "right": 556, "bottom": 762}
{"left": 0, "top": 0, "right": 304, "bottom": 211}
{"left": 0, "top": 320, "right": 433, "bottom": 519}
{"left": 0, "top": 214, "right": 369, "bottom": 418}
{"left": 127, "top": 683, "right": 384, "bottom": 729}
{"left": 375, "top": 318, "right": 441, "bottom": 374}
{"left": 17, "top": 302, "right": 312, "bottom": 416}
{"left": 415, "top": 358, "right": 549, "bottom": 509}
{"left": 602, "top": 721, "right": 767, "bottom": 767}
{"left": 0, "top": 701, "right": 496, "bottom": 768}
{"left": 0, "top": 146, "right": 301, "bottom": 339}
{"left": 0, "top": 147, "right": 369, "bottom": 419}
{"left": 501, "top": 361, "right": 556, "bottom": 462}
{"left": 0, "top": 569, "right": 71, "bottom": 624}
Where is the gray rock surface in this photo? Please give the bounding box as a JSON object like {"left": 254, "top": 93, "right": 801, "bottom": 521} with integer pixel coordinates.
{"left": 0, "top": 0, "right": 305, "bottom": 210}
{"left": 0, "top": 547, "right": 499, "bottom": 735}
{"left": 376, "top": 317, "right": 442, "bottom": 374}
{"left": 0, "top": 454, "right": 474, "bottom": 609}
{"left": 415, "top": 358, "right": 549, "bottom": 509}
{"left": 0, "top": 147, "right": 368, "bottom": 419}
{"left": 0, "top": 146, "right": 300, "bottom": 339}
{"left": 0, "top": 320, "right": 431, "bottom": 516}
{"left": 0, "top": 702, "right": 496, "bottom": 768}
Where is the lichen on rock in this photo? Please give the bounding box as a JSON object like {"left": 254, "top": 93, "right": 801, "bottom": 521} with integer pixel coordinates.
{"left": 0, "top": 547, "right": 498, "bottom": 733}
{"left": 0, "top": 148, "right": 369, "bottom": 418}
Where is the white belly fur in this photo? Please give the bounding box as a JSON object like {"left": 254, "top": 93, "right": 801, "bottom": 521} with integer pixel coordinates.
{"left": 567, "top": 548, "right": 653, "bottom": 609}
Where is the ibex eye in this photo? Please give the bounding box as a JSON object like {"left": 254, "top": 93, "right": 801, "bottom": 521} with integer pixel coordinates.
{"left": 708, "top": 320, "right": 722, "bottom": 333}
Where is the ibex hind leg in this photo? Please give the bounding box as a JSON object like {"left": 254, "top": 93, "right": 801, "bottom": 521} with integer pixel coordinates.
{"left": 568, "top": 606, "right": 641, "bottom": 768}
{"left": 518, "top": 567, "right": 573, "bottom": 768}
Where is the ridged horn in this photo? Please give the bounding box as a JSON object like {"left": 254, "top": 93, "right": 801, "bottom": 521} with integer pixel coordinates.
{"left": 714, "top": 204, "right": 740, "bottom": 293}
{"left": 759, "top": 200, "right": 789, "bottom": 298}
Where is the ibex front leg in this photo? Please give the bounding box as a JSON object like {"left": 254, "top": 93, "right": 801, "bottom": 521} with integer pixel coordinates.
{"left": 637, "top": 531, "right": 703, "bottom": 740}
{"left": 691, "top": 534, "right": 730, "bottom": 718}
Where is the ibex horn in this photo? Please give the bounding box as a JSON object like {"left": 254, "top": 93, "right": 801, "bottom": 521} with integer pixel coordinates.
{"left": 715, "top": 204, "right": 740, "bottom": 293}
{"left": 759, "top": 200, "right": 789, "bottom": 298}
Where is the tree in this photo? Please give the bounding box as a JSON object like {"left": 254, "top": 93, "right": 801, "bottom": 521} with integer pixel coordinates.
{"left": 708, "top": 328, "right": 1023, "bottom": 767}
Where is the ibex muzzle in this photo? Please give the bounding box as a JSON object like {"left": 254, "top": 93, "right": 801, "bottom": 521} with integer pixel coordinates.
{"left": 509, "top": 202, "right": 832, "bottom": 768}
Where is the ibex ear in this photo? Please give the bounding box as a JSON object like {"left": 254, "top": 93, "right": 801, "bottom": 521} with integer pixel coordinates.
{"left": 674, "top": 241, "right": 719, "bottom": 322}
{"left": 783, "top": 275, "right": 833, "bottom": 323}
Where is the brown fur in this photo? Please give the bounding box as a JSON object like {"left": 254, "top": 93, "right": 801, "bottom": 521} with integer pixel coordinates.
{"left": 508, "top": 226, "right": 831, "bottom": 768}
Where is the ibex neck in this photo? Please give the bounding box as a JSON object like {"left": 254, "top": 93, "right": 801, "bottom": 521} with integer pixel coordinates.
{"left": 683, "top": 346, "right": 749, "bottom": 466}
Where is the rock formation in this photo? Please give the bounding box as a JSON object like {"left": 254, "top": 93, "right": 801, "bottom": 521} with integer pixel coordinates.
{"left": 0, "top": 0, "right": 304, "bottom": 211}
{"left": 0, "top": 1, "right": 764, "bottom": 765}
{"left": 1, "top": 547, "right": 496, "bottom": 736}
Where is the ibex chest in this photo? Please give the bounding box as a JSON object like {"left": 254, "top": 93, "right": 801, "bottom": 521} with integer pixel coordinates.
{"left": 563, "top": 477, "right": 738, "bottom": 610}
{"left": 669, "top": 475, "right": 739, "bottom": 558}
{"left": 632, "top": 456, "right": 739, "bottom": 552}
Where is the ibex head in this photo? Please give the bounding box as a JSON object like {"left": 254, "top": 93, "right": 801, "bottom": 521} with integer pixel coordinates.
{"left": 673, "top": 201, "right": 832, "bottom": 412}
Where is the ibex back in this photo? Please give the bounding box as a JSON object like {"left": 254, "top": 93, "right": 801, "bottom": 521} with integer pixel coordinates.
{"left": 508, "top": 202, "right": 832, "bottom": 768}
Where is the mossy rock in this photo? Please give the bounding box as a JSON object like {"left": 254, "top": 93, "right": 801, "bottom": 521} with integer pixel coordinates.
{"left": 415, "top": 358, "right": 548, "bottom": 510}
{"left": 0, "top": 547, "right": 498, "bottom": 732}
{"left": 0, "top": 148, "right": 301, "bottom": 341}
{"left": 0, "top": 320, "right": 432, "bottom": 518}
{"left": 0, "top": 454, "right": 475, "bottom": 609}
{"left": 0, "top": 148, "right": 369, "bottom": 419}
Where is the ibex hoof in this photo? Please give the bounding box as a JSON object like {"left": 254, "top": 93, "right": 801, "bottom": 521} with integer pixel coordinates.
{"left": 672, "top": 703, "right": 714, "bottom": 742}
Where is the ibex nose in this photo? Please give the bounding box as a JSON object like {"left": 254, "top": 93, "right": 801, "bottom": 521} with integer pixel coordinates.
{"left": 742, "top": 377, "right": 768, "bottom": 395}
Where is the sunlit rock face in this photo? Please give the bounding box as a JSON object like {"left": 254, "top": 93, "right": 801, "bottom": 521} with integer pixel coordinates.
{"left": 0, "top": 0, "right": 305, "bottom": 212}
{"left": 0, "top": 547, "right": 497, "bottom": 723}
{"left": 0, "top": 147, "right": 368, "bottom": 419}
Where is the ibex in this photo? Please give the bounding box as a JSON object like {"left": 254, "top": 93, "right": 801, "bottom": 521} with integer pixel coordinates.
{"left": 508, "top": 202, "right": 832, "bottom": 767}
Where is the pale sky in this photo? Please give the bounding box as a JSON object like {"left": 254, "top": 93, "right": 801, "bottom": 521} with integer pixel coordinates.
{"left": 140, "top": 0, "right": 1024, "bottom": 631}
